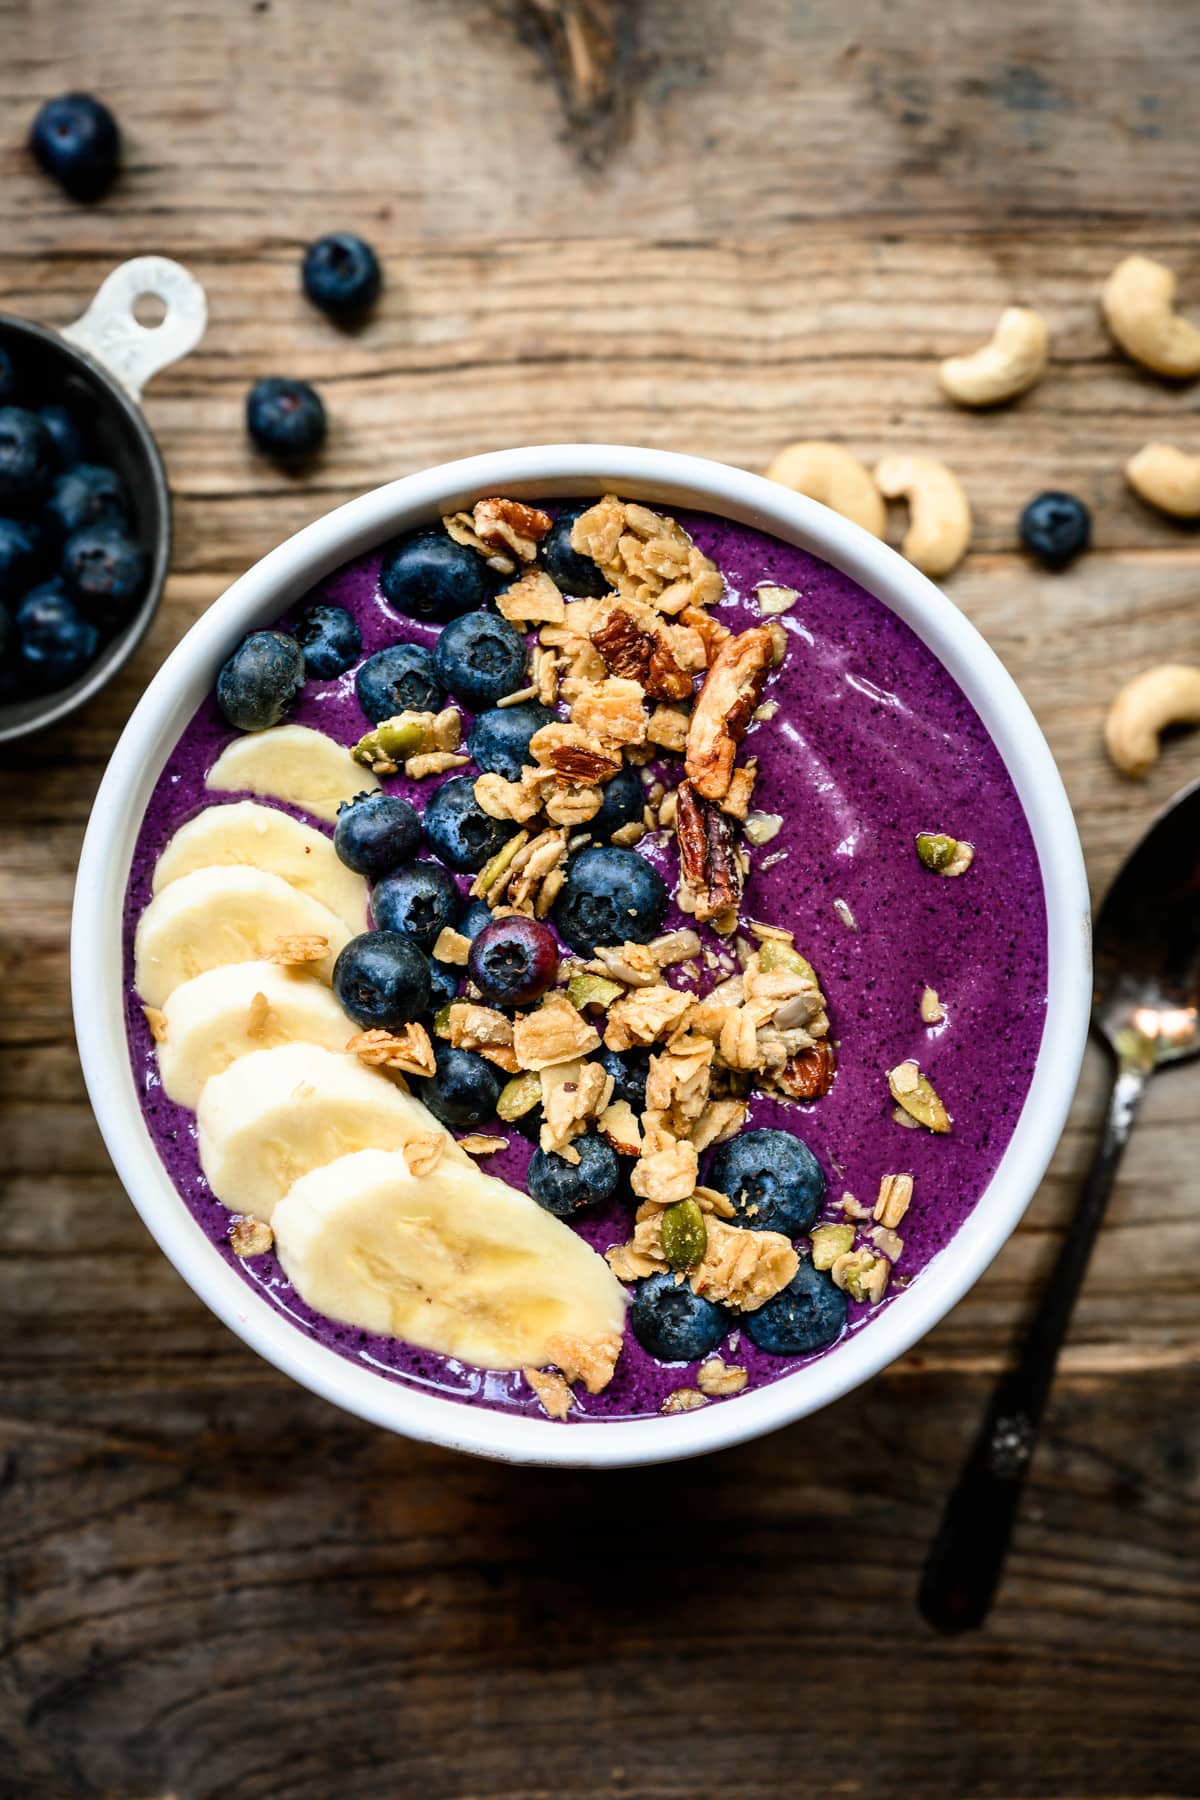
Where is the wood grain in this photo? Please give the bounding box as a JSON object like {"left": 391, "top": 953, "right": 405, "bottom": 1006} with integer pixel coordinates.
{"left": 1, "top": 1, "right": 1199, "bottom": 1795}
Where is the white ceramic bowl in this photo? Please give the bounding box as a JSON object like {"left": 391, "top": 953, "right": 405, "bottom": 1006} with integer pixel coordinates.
{"left": 72, "top": 446, "right": 1091, "bottom": 1468}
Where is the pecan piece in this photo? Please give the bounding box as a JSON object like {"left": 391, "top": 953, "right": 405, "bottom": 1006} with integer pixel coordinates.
{"left": 528, "top": 720, "right": 622, "bottom": 783}
{"left": 591, "top": 602, "right": 693, "bottom": 702}
{"left": 774, "top": 1041, "right": 837, "bottom": 1100}
{"left": 685, "top": 626, "right": 776, "bottom": 801}
{"left": 675, "top": 778, "right": 744, "bottom": 924}
{"left": 471, "top": 497, "right": 552, "bottom": 562}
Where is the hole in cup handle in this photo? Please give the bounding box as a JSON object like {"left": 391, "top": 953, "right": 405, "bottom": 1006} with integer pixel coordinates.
{"left": 59, "top": 256, "right": 208, "bottom": 405}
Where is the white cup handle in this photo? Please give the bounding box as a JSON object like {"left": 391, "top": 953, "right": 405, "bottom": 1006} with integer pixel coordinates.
{"left": 60, "top": 255, "right": 207, "bottom": 404}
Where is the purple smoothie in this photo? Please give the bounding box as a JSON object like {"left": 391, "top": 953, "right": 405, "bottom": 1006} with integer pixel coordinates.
{"left": 123, "top": 504, "right": 1048, "bottom": 1420}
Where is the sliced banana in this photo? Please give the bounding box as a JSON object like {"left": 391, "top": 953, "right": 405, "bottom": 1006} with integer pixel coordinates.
{"left": 196, "top": 1042, "right": 469, "bottom": 1220}
{"left": 134, "top": 865, "right": 351, "bottom": 1008}
{"left": 152, "top": 800, "right": 367, "bottom": 932}
{"left": 274, "top": 1147, "right": 627, "bottom": 1370}
{"left": 206, "top": 724, "right": 378, "bottom": 824}
{"left": 155, "top": 960, "right": 355, "bottom": 1110}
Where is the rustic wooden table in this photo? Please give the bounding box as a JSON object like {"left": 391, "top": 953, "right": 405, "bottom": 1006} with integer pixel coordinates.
{"left": 3, "top": 3, "right": 1199, "bottom": 1795}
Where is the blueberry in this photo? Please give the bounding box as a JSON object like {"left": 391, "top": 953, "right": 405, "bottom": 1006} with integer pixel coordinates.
{"left": 0, "top": 517, "right": 45, "bottom": 605}
{"left": 301, "top": 232, "right": 382, "bottom": 318}
{"left": 379, "top": 528, "right": 495, "bottom": 624}
{"left": 597, "top": 1045, "right": 651, "bottom": 1113}
{"left": 467, "top": 700, "right": 555, "bottom": 782}
{"left": 0, "top": 347, "right": 15, "bottom": 405}
{"left": 334, "top": 791, "right": 421, "bottom": 879}
{"left": 372, "top": 860, "right": 460, "bottom": 953}
{"left": 590, "top": 764, "right": 645, "bottom": 842}
{"left": 468, "top": 916, "right": 559, "bottom": 1006}
{"left": 457, "top": 898, "right": 494, "bottom": 939}
{"left": 215, "top": 630, "right": 306, "bottom": 731}
{"left": 424, "top": 775, "right": 517, "bottom": 873}
{"left": 333, "top": 930, "right": 432, "bottom": 1031}
{"left": 432, "top": 612, "right": 528, "bottom": 711}
{"left": 540, "top": 506, "right": 610, "bottom": 598}
{"left": 36, "top": 404, "right": 89, "bottom": 467}
{"left": 528, "top": 1133, "right": 620, "bottom": 1217}
{"left": 742, "top": 1259, "right": 848, "bottom": 1356}
{"left": 0, "top": 407, "right": 57, "bottom": 512}
{"left": 417, "top": 1044, "right": 501, "bottom": 1130}
{"left": 1019, "top": 491, "right": 1092, "bottom": 570}
{"left": 427, "top": 958, "right": 460, "bottom": 1008}
{"left": 246, "top": 377, "right": 326, "bottom": 463}
{"left": 552, "top": 845, "right": 668, "bottom": 955}
{"left": 61, "top": 524, "right": 146, "bottom": 625}
{"left": 294, "top": 602, "right": 361, "bottom": 678}
{"left": 356, "top": 642, "right": 443, "bottom": 723}
{"left": 629, "top": 1272, "right": 730, "bottom": 1363}
{"left": 29, "top": 93, "right": 119, "bottom": 200}
{"left": 45, "top": 463, "right": 127, "bottom": 539}
{"left": 706, "top": 1128, "right": 826, "bottom": 1237}
{"left": 15, "top": 580, "right": 98, "bottom": 688}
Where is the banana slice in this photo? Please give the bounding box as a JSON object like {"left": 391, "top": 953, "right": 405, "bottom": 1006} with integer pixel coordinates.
{"left": 196, "top": 1042, "right": 469, "bottom": 1220}
{"left": 206, "top": 724, "right": 378, "bottom": 824}
{"left": 274, "top": 1147, "right": 627, "bottom": 1370}
{"left": 134, "top": 865, "right": 351, "bottom": 1007}
{"left": 155, "top": 960, "right": 356, "bottom": 1110}
{"left": 152, "top": 801, "right": 368, "bottom": 932}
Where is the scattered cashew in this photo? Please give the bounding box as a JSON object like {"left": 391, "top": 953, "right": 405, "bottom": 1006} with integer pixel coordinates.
{"left": 938, "top": 306, "right": 1049, "bottom": 408}
{"left": 1101, "top": 255, "right": 1200, "bottom": 379}
{"left": 1105, "top": 665, "right": 1200, "bottom": 778}
{"left": 764, "top": 441, "right": 886, "bottom": 537}
{"left": 1125, "top": 442, "right": 1200, "bottom": 519}
{"left": 874, "top": 455, "right": 971, "bottom": 578}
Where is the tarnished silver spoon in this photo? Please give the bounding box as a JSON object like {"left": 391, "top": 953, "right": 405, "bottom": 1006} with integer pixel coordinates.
{"left": 920, "top": 775, "right": 1200, "bottom": 1633}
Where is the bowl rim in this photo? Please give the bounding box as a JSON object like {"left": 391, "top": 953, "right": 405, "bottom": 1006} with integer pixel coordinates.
{"left": 71, "top": 444, "right": 1091, "bottom": 1468}
{"left": 0, "top": 312, "right": 171, "bottom": 747}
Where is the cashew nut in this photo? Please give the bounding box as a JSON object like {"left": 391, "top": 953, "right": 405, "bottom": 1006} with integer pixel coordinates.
{"left": 764, "top": 441, "right": 885, "bottom": 537}
{"left": 1125, "top": 442, "right": 1200, "bottom": 519}
{"left": 1105, "top": 664, "right": 1200, "bottom": 777}
{"left": 874, "top": 455, "right": 971, "bottom": 578}
{"left": 938, "top": 306, "right": 1049, "bottom": 408}
{"left": 1101, "top": 255, "right": 1200, "bottom": 379}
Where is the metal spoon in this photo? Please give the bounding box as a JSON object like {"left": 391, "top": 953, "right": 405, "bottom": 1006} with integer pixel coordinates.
{"left": 919, "top": 775, "right": 1200, "bottom": 1633}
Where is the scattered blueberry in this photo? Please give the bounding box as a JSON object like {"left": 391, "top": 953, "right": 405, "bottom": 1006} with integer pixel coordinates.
{"left": 61, "top": 523, "right": 146, "bottom": 625}
{"left": 379, "top": 528, "right": 495, "bottom": 624}
{"left": 597, "top": 1045, "right": 651, "bottom": 1113}
{"left": 44, "top": 463, "right": 127, "bottom": 540}
{"left": 333, "top": 930, "right": 432, "bottom": 1031}
{"left": 742, "top": 1259, "right": 848, "bottom": 1356}
{"left": 457, "top": 898, "right": 494, "bottom": 939}
{"left": 424, "top": 775, "right": 517, "bottom": 873}
{"left": 432, "top": 612, "right": 528, "bottom": 711}
{"left": 1019, "top": 491, "right": 1092, "bottom": 570}
{"left": 36, "top": 404, "right": 89, "bottom": 467}
{"left": 246, "top": 377, "right": 327, "bottom": 463}
{"left": 427, "top": 958, "right": 461, "bottom": 1009}
{"left": 0, "top": 517, "right": 46, "bottom": 606}
{"left": 629, "top": 1272, "right": 730, "bottom": 1363}
{"left": 552, "top": 845, "right": 668, "bottom": 955}
{"left": 0, "top": 407, "right": 57, "bottom": 512}
{"left": 590, "top": 764, "right": 645, "bottom": 842}
{"left": 30, "top": 93, "right": 119, "bottom": 200}
{"left": 467, "top": 700, "right": 555, "bottom": 782}
{"left": 0, "top": 347, "right": 15, "bottom": 405}
{"left": 215, "top": 630, "right": 306, "bottom": 731}
{"left": 356, "top": 642, "right": 443, "bottom": 722}
{"left": 294, "top": 601, "right": 361, "bottom": 678}
{"left": 468, "top": 916, "right": 559, "bottom": 1007}
{"left": 540, "top": 505, "right": 610, "bottom": 598}
{"left": 15, "top": 580, "right": 98, "bottom": 688}
{"left": 372, "top": 859, "right": 460, "bottom": 953}
{"left": 527, "top": 1133, "right": 620, "bottom": 1217}
{"left": 417, "top": 1044, "right": 501, "bottom": 1130}
{"left": 334, "top": 791, "right": 421, "bottom": 879}
{"left": 706, "top": 1128, "right": 826, "bottom": 1237}
{"left": 301, "top": 232, "right": 382, "bottom": 318}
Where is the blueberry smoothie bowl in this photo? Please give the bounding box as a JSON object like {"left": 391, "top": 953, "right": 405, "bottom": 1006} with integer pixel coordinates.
{"left": 72, "top": 448, "right": 1089, "bottom": 1466}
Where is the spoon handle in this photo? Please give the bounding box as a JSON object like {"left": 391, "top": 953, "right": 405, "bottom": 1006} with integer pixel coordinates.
{"left": 918, "top": 1056, "right": 1148, "bottom": 1634}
